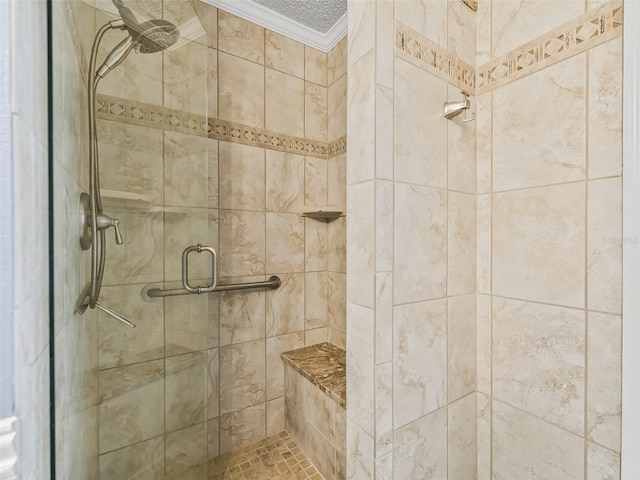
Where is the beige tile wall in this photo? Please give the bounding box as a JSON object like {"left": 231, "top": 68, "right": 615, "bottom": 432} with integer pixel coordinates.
{"left": 284, "top": 366, "right": 346, "bottom": 480}
{"left": 82, "top": 1, "right": 348, "bottom": 478}
{"left": 346, "top": 0, "right": 477, "bottom": 477}
{"left": 477, "top": 2, "right": 623, "bottom": 475}
{"left": 346, "top": 0, "right": 622, "bottom": 478}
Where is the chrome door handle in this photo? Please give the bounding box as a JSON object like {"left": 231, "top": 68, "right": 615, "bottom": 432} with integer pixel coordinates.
{"left": 182, "top": 244, "right": 218, "bottom": 294}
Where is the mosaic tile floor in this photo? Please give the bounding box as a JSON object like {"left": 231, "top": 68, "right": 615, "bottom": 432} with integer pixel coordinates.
{"left": 208, "top": 431, "right": 325, "bottom": 480}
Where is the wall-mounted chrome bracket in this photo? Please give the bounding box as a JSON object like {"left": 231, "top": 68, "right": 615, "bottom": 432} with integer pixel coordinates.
{"left": 75, "top": 281, "right": 136, "bottom": 328}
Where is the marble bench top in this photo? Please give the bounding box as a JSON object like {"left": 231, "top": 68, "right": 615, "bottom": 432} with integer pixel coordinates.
{"left": 281, "top": 342, "right": 346, "bottom": 408}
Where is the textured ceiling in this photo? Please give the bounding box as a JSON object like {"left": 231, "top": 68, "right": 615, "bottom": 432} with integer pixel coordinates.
{"left": 251, "top": 0, "right": 347, "bottom": 34}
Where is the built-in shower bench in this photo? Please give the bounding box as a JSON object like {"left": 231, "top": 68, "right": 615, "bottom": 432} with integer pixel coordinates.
{"left": 281, "top": 342, "right": 346, "bottom": 480}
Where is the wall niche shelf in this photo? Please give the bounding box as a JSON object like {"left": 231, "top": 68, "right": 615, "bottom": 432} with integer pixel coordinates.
{"left": 101, "top": 189, "right": 153, "bottom": 210}
{"left": 301, "top": 206, "right": 344, "bottom": 221}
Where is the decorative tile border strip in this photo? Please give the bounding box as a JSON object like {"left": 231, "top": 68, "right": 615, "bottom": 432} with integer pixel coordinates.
{"left": 476, "top": 2, "right": 622, "bottom": 94}
{"left": 395, "top": 2, "right": 622, "bottom": 96}
{"left": 96, "top": 94, "right": 345, "bottom": 159}
{"left": 395, "top": 23, "right": 476, "bottom": 94}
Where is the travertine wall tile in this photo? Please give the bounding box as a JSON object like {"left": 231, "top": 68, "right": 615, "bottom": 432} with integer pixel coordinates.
{"left": 347, "top": 181, "right": 375, "bottom": 307}
{"left": 98, "top": 436, "right": 164, "bottom": 480}
{"left": 491, "top": 0, "right": 584, "bottom": 57}
{"left": 265, "top": 31, "right": 304, "bottom": 78}
{"left": 394, "top": 58, "right": 447, "bottom": 189}
{"left": 207, "top": 49, "right": 219, "bottom": 119}
{"left": 587, "top": 442, "right": 621, "bottom": 480}
{"left": 477, "top": 392, "right": 491, "bottom": 480}
{"left": 218, "top": 52, "right": 265, "bottom": 127}
{"left": 393, "top": 300, "right": 447, "bottom": 428}
{"left": 98, "top": 360, "right": 165, "bottom": 453}
{"left": 492, "top": 55, "right": 586, "bottom": 192}
{"left": 207, "top": 348, "right": 220, "bottom": 419}
{"left": 219, "top": 404, "right": 266, "bottom": 454}
{"left": 165, "top": 283, "right": 209, "bottom": 355}
{"left": 305, "top": 46, "right": 328, "bottom": 86}
{"left": 587, "top": 312, "right": 622, "bottom": 452}
{"left": 447, "top": 86, "right": 476, "bottom": 194}
{"left": 98, "top": 284, "right": 164, "bottom": 369}
{"left": 346, "top": 0, "right": 374, "bottom": 67}
{"left": 589, "top": 37, "right": 622, "bottom": 179}
{"left": 192, "top": 1, "right": 218, "bottom": 48}
{"left": 266, "top": 213, "right": 305, "bottom": 272}
{"left": 492, "top": 183, "right": 585, "bottom": 308}
{"left": 395, "top": 0, "right": 447, "bottom": 49}
{"left": 164, "top": 131, "right": 208, "bottom": 208}
{"left": 347, "top": 303, "right": 375, "bottom": 435}
{"left": 165, "top": 352, "right": 207, "bottom": 432}
{"left": 347, "top": 421, "right": 375, "bottom": 479}
{"left": 448, "top": 394, "right": 477, "bottom": 479}
{"left": 448, "top": 0, "right": 476, "bottom": 65}
{"left": 163, "top": 41, "right": 208, "bottom": 115}
{"left": 493, "top": 297, "right": 585, "bottom": 434}
{"left": 217, "top": 10, "right": 265, "bottom": 64}
{"left": 588, "top": 178, "right": 622, "bottom": 314}
{"left": 492, "top": 400, "right": 584, "bottom": 479}
{"left": 305, "top": 271, "right": 328, "bottom": 329}
{"left": 475, "top": 93, "right": 492, "bottom": 194}
{"left": 305, "top": 82, "right": 329, "bottom": 142}
{"left": 266, "top": 68, "right": 305, "bottom": 138}
{"left": 97, "top": 119, "right": 164, "bottom": 205}
{"left": 329, "top": 36, "right": 348, "bottom": 83}
{"left": 347, "top": 50, "right": 374, "bottom": 184}
{"left": 163, "top": 207, "right": 210, "bottom": 282}
{"left": 394, "top": 183, "right": 447, "bottom": 304}
{"left": 329, "top": 73, "right": 348, "bottom": 142}
{"left": 448, "top": 295, "right": 476, "bottom": 401}
{"left": 219, "top": 340, "right": 266, "bottom": 414}
{"left": 393, "top": 408, "right": 448, "bottom": 479}
{"left": 218, "top": 209, "right": 266, "bottom": 277}
{"left": 218, "top": 142, "right": 265, "bottom": 211}
{"left": 266, "top": 397, "right": 286, "bottom": 436}
{"left": 476, "top": 294, "right": 491, "bottom": 395}
{"left": 165, "top": 423, "right": 207, "bottom": 476}
{"left": 266, "top": 273, "right": 305, "bottom": 337}
{"left": 266, "top": 332, "right": 305, "bottom": 400}
{"left": 265, "top": 150, "right": 305, "bottom": 213}
{"left": 448, "top": 192, "right": 476, "bottom": 295}
{"left": 219, "top": 278, "right": 266, "bottom": 345}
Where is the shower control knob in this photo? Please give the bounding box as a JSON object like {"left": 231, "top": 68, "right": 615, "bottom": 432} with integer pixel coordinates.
{"left": 96, "top": 212, "right": 124, "bottom": 245}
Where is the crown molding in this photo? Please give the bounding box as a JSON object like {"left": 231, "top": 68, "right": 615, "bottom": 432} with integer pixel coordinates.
{"left": 0, "top": 417, "right": 17, "bottom": 480}
{"left": 200, "top": 0, "right": 347, "bottom": 53}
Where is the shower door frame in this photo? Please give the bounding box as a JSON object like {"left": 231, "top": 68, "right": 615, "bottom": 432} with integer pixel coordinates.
{"left": 622, "top": 0, "right": 640, "bottom": 477}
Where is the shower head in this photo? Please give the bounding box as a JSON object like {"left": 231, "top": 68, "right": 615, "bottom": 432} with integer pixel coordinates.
{"left": 443, "top": 93, "right": 475, "bottom": 122}
{"left": 132, "top": 19, "right": 180, "bottom": 53}
{"left": 96, "top": 1, "right": 180, "bottom": 79}
{"left": 112, "top": 0, "right": 180, "bottom": 53}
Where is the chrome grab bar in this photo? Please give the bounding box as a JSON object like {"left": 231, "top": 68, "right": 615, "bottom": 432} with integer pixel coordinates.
{"left": 142, "top": 276, "right": 281, "bottom": 300}
{"left": 182, "top": 244, "right": 218, "bottom": 294}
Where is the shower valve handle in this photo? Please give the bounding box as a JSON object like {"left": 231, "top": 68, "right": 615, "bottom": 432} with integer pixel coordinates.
{"left": 96, "top": 212, "right": 124, "bottom": 245}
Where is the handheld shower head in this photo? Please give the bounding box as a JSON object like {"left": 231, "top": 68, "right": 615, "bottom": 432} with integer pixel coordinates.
{"left": 95, "top": 1, "right": 180, "bottom": 79}
{"left": 96, "top": 35, "right": 133, "bottom": 79}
